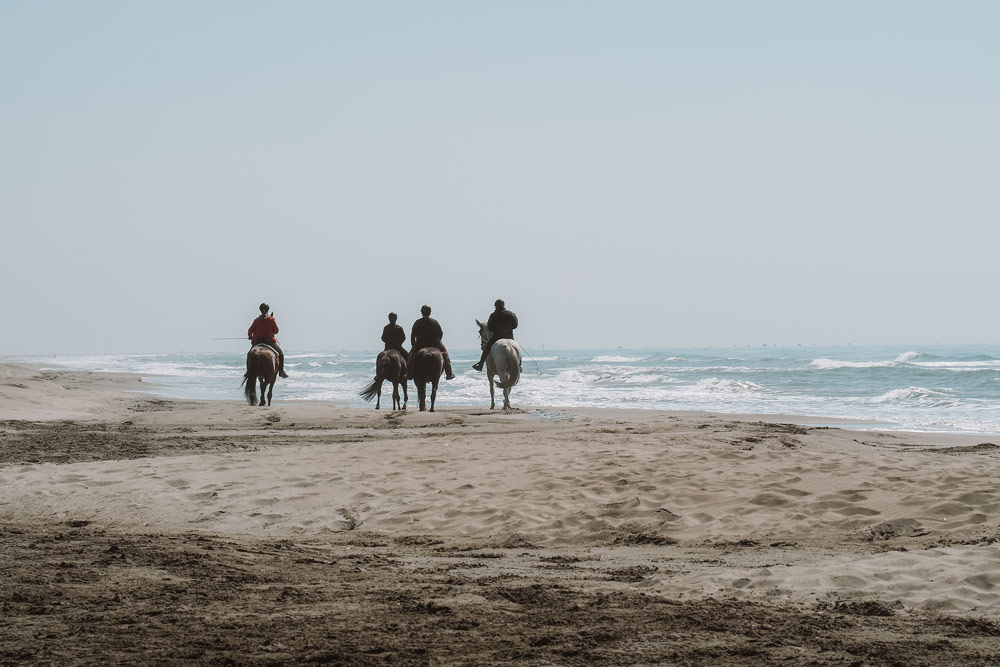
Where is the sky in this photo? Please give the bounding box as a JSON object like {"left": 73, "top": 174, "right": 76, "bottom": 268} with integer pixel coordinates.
{"left": 3, "top": 1, "right": 998, "bottom": 355}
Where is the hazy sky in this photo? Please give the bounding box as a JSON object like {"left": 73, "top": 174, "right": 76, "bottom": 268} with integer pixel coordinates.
{"left": 3, "top": 1, "right": 998, "bottom": 355}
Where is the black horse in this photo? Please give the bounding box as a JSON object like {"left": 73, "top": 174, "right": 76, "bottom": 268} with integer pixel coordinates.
{"left": 359, "top": 349, "right": 408, "bottom": 410}
{"left": 410, "top": 347, "right": 444, "bottom": 412}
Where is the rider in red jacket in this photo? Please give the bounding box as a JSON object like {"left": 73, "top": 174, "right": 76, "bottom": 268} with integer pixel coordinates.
{"left": 248, "top": 303, "right": 289, "bottom": 378}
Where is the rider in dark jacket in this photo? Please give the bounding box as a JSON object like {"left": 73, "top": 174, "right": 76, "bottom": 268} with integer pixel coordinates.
{"left": 473, "top": 299, "right": 518, "bottom": 371}
{"left": 411, "top": 305, "right": 455, "bottom": 380}
{"left": 381, "top": 312, "right": 408, "bottom": 360}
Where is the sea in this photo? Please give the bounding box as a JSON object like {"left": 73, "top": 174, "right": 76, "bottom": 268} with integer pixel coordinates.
{"left": 12, "top": 344, "right": 1000, "bottom": 435}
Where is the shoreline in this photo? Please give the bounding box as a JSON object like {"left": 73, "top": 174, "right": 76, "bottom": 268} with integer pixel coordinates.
{"left": 3, "top": 360, "right": 995, "bottom": 439}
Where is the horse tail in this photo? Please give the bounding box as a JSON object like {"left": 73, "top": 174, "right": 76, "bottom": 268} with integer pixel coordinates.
{"left": 243, "top": 371, "right": 257, "bottom": 404}
{"left": 359, "top": 375, "right": 381, "bottom": 402}
{"left": 243, "top": 350, "right": 256, "bottom": 404}
{"left": 496, "top": 366, "right": 520, "bottom": 389}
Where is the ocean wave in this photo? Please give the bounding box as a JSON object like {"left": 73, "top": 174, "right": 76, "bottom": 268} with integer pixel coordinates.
{"left": 554, "top": 367, "right": 671, "bottom": 385}
{"left": 811, "top": 351, "right": 923, "bottom": 370}
{"left": 872, "top": 386, "right": 956, "bottom": 407}
{"left": 911, "top": 360, "right": 1000, "bottom": 371}
{"left": 672, "top": 366, "right": 756, "bottom": 374}
{"left": 286, "top": 353, "right": 345, "bottom": 360}
{"left": 690, "top": 378, "right": 769, "bottom": 394}
{"left": 554, "top": 370, "right": 594, "bottom": 383}
{"left": 592, "top": 355, "right": 647, "bottom": 363}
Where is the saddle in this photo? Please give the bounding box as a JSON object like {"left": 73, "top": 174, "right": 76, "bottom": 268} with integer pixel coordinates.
{"left": 252, "top": 343, "right": 280, "bottom": 356}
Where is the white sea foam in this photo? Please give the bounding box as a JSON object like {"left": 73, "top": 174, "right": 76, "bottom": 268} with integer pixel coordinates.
{"left": 912, "top": 360, "right": 1000, "bottom": 371}
{"left": 592, "top": 355, "right": 646, "bottom": 363}
{"left": 811, "top": 352, "right": 923, "bottom": 370}
{"left": 691, "top": 378, "right": 769, "bottom": 394}
{"left": 872, "top": 386, "right": 955, "bottom": 407}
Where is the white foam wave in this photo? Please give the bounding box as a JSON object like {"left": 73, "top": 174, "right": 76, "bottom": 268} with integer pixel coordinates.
{"left": 690, "top": 378, "right": 769, "bottom": 394}
{"left": 912, "top": 361, "right": 1000, "bottom": 371}
{"left": 872, "top": 386, "right": 955, "bottom": 407}
{"left": 286, "top": 353, "right": 345, "bottom": 360}
{"left": 811, "top": 352, "right": 923, "bottom": 370}
{"left": 592, "top": 355, "right": 646, "bottom": 363}
{"left": 555, "top": 370, "right": 593, "bottom": 383}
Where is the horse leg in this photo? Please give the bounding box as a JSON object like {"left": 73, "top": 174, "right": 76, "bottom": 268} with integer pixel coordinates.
{"left": 489, "top": 374, "right": 496, "bottom": 410}
{"left": 417, "top": 382, "right": 426, "bottom": 411}
{"left": 391, "top": 380, "right": 400, "bottom": 410}
{"left": 259, "top": 377, "right": 267, "bottom": 407}
{"left": 266, "top": 379, "right": 274, "bottom": 406}
{"left": 402, "top": 376, "right": 408, "bottom": 410}
{"left": 503, "top": 386, "right": 510, "bottom": 410}
{"left": 375, "top": 377, "right": 382, "bottom": 410}
{"left": 429, "top": 379, "right": 438, "bottom": 412}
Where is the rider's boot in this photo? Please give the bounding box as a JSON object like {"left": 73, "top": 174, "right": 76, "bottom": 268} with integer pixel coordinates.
{"left": 472, "top": 362, "right": 484, "bottom": 372}
{"left": 445, "top": 361, "right": 456, "bottom": 380}
{"left": 278, "top": 357, "right": 289, "bottom": 378}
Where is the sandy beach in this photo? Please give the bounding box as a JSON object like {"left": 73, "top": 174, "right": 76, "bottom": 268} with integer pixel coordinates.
{"left": 3, "top": 362, "right": 1000, "bottom": 665}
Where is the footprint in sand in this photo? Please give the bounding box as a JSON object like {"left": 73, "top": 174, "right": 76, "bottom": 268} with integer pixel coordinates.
{"left": 747, "top": 493, "right": 791, "bottom": 507}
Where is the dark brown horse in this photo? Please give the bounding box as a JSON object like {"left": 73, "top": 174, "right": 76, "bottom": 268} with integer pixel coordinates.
{"left": 359, "top": 349, "right": 408, "bottom": 410}
{"left": 243, "top": 344, "right": 278, "bottom": 406}
{"left": 410, "top": 347, "right": 443, "bottom": 412}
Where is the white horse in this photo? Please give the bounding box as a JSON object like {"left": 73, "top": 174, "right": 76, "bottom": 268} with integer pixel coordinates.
{"left": 476, "top": 319, "right": 523, "bottom": 410}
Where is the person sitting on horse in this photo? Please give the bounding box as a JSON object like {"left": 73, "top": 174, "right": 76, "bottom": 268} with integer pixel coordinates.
{"left": 381, "top": 312, "right": 408, "bottom": 360}
{"left": 473, "top": 299, "right": 518, "bottom": 371}
{"left": 411, "top": 305, "right": 456, "bottom": 380}
{"left": 248, "top": 302, "right": 289, "bottom": 378}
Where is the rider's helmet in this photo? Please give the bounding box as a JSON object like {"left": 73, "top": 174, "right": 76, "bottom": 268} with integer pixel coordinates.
{"left": 495, "top": 299, "right": 505, "bottom": 309}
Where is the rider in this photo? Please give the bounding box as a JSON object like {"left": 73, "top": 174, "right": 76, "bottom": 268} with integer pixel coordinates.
{"left": 410, "top": 305, "right": 456, "bottom": 380}
{"left": 473, "top": 299, "right": 518, "bottom": 371}
{"left": 381, "top": 312, "right": 408, "bottom": 360}
{"left": 248, "top": 302, "right": 289, "bottom": 378}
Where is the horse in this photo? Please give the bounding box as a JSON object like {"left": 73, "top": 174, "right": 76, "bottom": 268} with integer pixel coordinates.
{"left": 476, "top": 319, "right": 523, "bottom": 410}
{"left": 242, "top": 344, "right": 279, "bottom": 406}
{"left": 359, "top": 349, "right": 408, "bottom": 410}
{"left": 410, "top": 346, "right": 444, "bottom": 412}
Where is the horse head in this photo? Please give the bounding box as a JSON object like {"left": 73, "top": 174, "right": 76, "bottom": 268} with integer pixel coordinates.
{"left": 476, "top": 319, "right": 491, "bottom": 348}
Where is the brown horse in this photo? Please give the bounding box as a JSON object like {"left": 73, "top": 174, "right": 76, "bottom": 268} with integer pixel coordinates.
{"left": 410, "top": 347, "right": 443, "bottom": 412}
{"left": 243, "top": 344, "right": 278, "bottom": 406}
{"left": 359, "top": 349, "right": 408, "bottom": 410}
